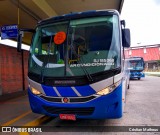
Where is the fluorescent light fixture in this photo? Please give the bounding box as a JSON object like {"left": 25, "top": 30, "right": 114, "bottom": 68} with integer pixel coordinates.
{"left": 0, "top": 37, "right": 30, "bottom": 51}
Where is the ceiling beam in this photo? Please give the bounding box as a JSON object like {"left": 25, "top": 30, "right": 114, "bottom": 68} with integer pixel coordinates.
{"left": 10, "top": 0, "right": 41, "bottom": 21}
{"left": 32, "top": 0, "right": 57, "bottom": 17}
{"left": 119, "top": 0, "right": 124, "bottom": 13}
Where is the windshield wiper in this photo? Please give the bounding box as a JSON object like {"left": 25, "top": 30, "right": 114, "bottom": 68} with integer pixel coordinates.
{"left": 69, "top": 43, "right": 94, "bottom": 82}
{"left": 65, "top": 21, "right": 93, "bottom": 82}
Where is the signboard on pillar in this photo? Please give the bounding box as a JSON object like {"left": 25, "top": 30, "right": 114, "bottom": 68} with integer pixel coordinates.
{"left": 1, "top": 24, "right": 18, "bottom": 39}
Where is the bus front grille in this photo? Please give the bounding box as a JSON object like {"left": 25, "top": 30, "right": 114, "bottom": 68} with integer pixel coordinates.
{"left": 40, "top": 95, "right": 96, "bottom": 103}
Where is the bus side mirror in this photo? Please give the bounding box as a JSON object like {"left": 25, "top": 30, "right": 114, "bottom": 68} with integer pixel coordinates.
{"left": 122, "top": 28, "right": 131, "bottom": 48}
{"left": 17, "top": 29, "right": 35, "bottom": 52}
{"left": 17, "top": 30, "right": 23, "bottom": 52}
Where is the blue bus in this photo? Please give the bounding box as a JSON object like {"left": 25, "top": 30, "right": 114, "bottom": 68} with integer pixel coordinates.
{"left": 17, "top": 10, "right": 130, "bottom": 120}
{"left": 128, "top": 57, "right": 145, "bottom": 80}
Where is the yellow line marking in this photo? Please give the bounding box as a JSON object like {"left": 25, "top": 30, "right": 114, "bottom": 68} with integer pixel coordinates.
{"left": 25, "top": 115, "right": 51, "bottom": 126}
{"left": 19, "top": 115, "right": 52, "bottom": 135}
{"left": 1, "top": 111, "right": 32, "bottom": 126}
{"left": 19, "top": 132, "right": 30, "bottom": 135}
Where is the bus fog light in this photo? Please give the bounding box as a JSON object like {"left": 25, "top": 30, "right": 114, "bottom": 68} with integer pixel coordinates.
{"left": 31, "top": 87, "right": 41, "bottom": 95}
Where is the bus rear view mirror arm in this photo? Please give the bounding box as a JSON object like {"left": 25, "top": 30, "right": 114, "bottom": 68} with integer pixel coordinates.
{"left": 17, "top": 28, "right": 35, "bottom": 52}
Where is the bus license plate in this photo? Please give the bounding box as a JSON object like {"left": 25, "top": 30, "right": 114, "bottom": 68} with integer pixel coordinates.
{"left": 59, "top": 114, "right": 76, "bottom": 121}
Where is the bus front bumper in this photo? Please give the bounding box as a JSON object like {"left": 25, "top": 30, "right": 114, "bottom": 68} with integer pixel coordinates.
{"left": 28, "top": 84, "right": 123, "bottom": 119}
{"left": 130, "top": 72, "right": 145, "bottom": 79}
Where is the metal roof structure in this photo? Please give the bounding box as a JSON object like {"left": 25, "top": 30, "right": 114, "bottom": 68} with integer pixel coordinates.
{"left": 0, "top": 0, "right": 124, "bottom": 44}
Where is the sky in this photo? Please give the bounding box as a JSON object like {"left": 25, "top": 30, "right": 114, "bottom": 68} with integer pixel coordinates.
{"left": 121, "top": 0, "right": 160, "bottom": 47}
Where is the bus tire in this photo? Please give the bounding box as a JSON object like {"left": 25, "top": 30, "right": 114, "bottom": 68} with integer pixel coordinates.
{"left": 127, "top": 84, "right": 130, "bottom": 89}
{"left": 138, "top": 77, "right": 140, "bottom": 80}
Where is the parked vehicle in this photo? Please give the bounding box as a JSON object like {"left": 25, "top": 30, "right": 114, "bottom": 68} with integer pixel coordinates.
{"left": 17, "top": 10, "right": 130, "bottom": 120}
{"left": 127, "top": 57, "right": 145, "bottom": 80}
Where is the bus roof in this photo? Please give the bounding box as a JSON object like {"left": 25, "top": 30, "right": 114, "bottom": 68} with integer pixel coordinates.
{"left": 38, "top": 10, "right": 119, "bottom": 26}
{"left": 126, "top": 57, "right": 144, "bottom": 61}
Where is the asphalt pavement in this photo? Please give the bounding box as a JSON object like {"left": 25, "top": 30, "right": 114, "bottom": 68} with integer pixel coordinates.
{"left": 0, "top": 75, "right": 160, "bottom": 135}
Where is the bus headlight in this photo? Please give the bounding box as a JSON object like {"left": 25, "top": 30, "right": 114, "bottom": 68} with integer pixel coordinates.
{"left": 96, "top": 81, "right": 121, "bottom": 96}
{"left": 30, "top": 87, "right": 41, "bottom": 95}
{"left": 96, "top": 87, "right": 111, "bottom": 95}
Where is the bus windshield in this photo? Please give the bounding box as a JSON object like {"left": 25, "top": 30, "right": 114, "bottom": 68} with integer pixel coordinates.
{"left": 29, "top": 15, "right": 120, "bottom": 77}
{"left": 129, "top": 60, "right": 144, "bottom": 70}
